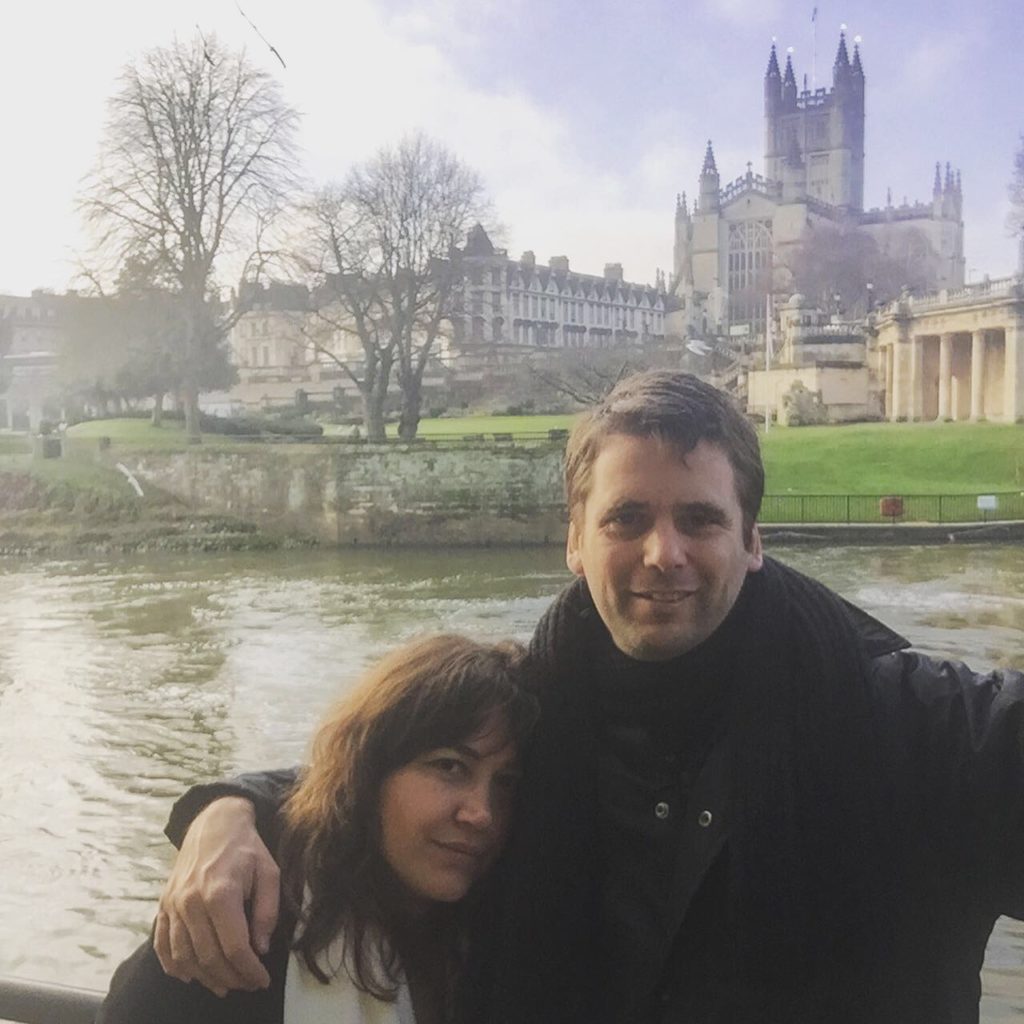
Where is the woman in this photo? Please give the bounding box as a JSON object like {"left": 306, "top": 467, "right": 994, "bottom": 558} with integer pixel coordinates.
{"left": 99, "top": 634, "right": 536, "bottom": 1024}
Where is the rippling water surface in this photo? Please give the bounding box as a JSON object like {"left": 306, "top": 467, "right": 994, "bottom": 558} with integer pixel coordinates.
{"left": 1, "top": 544, "right": 1023, "bottom": 1018}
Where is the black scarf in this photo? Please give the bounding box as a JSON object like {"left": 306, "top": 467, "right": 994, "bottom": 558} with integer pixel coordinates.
{"left": 478, "top": 556, "right": 910, "bottom": 1024}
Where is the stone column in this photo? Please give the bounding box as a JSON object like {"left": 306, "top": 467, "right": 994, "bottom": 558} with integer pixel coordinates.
{"left": 889, "top": 341, "right": 903, "bottom": 420}
{"left": 910, "top": 335, "right": 924, "bottom": 421}
{"left": 938, "top": 333, "right": 954, "bottom": 420}
{"left": 884, "top": 345, "right": 894, "bottom": 419}
{"left": 970, "top": 329, "right": 987, "bottom": 421}
{"left": 1004, "top": 320, "right": 1024, "bottom": 422}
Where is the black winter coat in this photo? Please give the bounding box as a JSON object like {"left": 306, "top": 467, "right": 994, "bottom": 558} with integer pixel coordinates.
{"left": 479, "top": 566, "right": 1024, "bottom": 1024}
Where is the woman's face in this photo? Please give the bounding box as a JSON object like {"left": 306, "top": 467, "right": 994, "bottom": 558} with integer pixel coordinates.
{"left": 378, "top": 712, "right": 520, "bottom": 907}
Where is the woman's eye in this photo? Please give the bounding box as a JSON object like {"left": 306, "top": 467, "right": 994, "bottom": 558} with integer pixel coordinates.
{"left": 429, "top": 757, "right": 467, "bottom": 776}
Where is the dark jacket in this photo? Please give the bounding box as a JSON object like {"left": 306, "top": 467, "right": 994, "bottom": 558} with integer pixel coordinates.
{"left": 481, "top": 563, "right": 1024, "bottom": 1024}
{"left": 97, "top": 920, "right": 292, "bottom": 1024}
{"left": 166, "top": 564, "right": 1024, "bottom": 1024}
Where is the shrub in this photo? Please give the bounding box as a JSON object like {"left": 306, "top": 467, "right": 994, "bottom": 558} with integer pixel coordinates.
{"left": 200, "top": 413, "right": 323, "bottom": 437}
{"left": 782, "top": 381, "right": 829, "bottom": 427}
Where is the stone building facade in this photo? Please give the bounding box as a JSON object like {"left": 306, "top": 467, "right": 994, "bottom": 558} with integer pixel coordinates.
{"left": 874, "top": 277, "right": 1024, "bottom": 423}
{"left": 747, "top": 294, "right": 880, "bottom": 423}
{"left": 672, "top": 32, "right": 966, "bottom": 338}
{"left": 452, "top": 225, "right": 665, "bottom": 359}
{"left": 0, "top": 291, "right": 69, "bottom": 430}
{"left": 216, "top": 230, "right": 668, "bottom": 412}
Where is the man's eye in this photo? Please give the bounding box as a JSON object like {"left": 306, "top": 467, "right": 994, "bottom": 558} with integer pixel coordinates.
{"left": 605, "top": 510, "right": 643, "bottom": 530}
{"left": 678, "top": 510, "right": 724, "bottom": 533}
{"left": 679, "top": 515, "right": 711, "bottom": 531}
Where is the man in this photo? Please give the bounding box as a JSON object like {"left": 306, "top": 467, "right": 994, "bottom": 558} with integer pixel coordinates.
{"left": 154, "top": 371, "right": 1024, "bottom": 1023}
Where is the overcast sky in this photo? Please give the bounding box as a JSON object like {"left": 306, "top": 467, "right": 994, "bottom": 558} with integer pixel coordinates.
{"left": 3, "top": 0, "right": 1021, "bottom": 295}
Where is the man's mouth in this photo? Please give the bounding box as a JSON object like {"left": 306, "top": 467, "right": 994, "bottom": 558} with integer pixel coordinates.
{"left": 633, "top": 589, "right": 694, "bottom": 604}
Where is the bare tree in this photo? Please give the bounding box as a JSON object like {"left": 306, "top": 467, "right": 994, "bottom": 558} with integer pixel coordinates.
{"left": 79, "top": 34, "right": 300, "bottom": 440}
{"left": 301, "top": 135, "right": 489, "bottom": 441}
{"left": 786, "top": 222, "right": 938, "bottom": 316}
{"left": 529, "top": 356, "right": 642, "bottom": 407}
{"left": 1009, "top": 134, "right": 1024, "bottom": 272}
{"left": 300, "top": 188, "right": 398, "bottom": 441}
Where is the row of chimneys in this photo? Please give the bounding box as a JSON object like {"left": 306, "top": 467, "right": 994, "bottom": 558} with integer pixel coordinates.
{"left": 518, "top": 251, "right": 624, "bottom": 281}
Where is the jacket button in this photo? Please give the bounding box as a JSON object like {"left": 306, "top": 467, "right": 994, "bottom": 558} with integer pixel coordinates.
{"left": 698, "top": 810, "right": 713, "bottom": 828}
{"left": 654, "top": 801, "right": 670, "bottom": 819}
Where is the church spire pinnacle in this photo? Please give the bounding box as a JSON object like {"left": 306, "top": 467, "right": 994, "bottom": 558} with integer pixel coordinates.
{"left": 834, "top": 29, "right": 850, "bottom": 68}
{"left": 783, "top": 52, "right": 796, "bottom": 88}
{"left": 701, "top": 140, "right": 718, "bottom": 177}
{"left": 766, "top": 42, "right": 781, "bottom": 78}
{"left": 851, "top": 40, "right": 863, "bottom": 75}
{"left": 781, "top": 50, "right": 797, "bottom": 106}
{"left": 698, "top": 141, "right": 720, "bottom": 213}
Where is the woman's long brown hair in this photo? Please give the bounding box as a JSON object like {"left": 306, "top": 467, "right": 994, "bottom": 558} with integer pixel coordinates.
{"left": 278, "top": 634, "right": 536, "bottom": 999}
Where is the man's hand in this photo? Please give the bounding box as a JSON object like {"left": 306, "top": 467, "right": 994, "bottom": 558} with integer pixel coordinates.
{"left": 154, "top": 796, "right": 279, "bottom": 996}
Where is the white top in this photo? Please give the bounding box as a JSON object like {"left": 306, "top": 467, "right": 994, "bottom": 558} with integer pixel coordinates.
{"left": 282, "top": 931, "right": 416, "bottom": 1024}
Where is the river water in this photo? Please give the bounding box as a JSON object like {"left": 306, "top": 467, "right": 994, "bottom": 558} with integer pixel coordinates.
{"left": 2, "top": 544, "right": 1024, "bottom": 1018}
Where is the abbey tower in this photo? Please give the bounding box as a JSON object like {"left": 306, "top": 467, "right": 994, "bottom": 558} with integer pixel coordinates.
{"left": 672, "top": 32, "right": 965, "bottom": 337}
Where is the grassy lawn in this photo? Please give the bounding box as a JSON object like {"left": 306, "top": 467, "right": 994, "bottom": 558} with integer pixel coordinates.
{"left": 24, "top": 456, "right": 133, "bottom": 491}
{"left": 389, "top": 413, "right": 577, "bottom": 437}
{"left": 59, "top": 417, "right": 1023, "bottom": 494}
{"left": 760, "top": 422, "right": 1024, "bottom": 494}
{"left": 0, "top": 433, "right": 32, "bottom": 456}
{"left": 66, "top": 418, "right": 193, "bottom": 449}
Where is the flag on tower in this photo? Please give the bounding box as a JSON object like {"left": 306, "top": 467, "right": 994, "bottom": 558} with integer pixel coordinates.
{"left": 811, "top": 6, "right": 818, "bottom": 21}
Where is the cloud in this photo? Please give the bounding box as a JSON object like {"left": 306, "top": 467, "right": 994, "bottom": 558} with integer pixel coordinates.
{"left": 0, "top": 0, "right": 679, "bottom": 293}
{"left": 901, "top": 29, "right": 981, "bottom": 95}
{"left": 701, "top": 0, "right": 783, "bottom": 27}
{"left": 386, "top": 0, "right": 522, "bottom": 51}
{"left": 254, "top": 0, "right": 678, "bottom": 284}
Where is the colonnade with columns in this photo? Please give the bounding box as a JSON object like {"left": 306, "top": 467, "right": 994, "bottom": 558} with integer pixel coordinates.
{"left": 881, "top": 316, "right": 1023, "bottom": 423}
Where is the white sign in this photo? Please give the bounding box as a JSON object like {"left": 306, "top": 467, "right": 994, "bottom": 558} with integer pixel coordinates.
{"left": 977, "top": 495, "right": 998, "bottom": 511}
{"left": 729, "top": 324, "right": 751, "bottom": 337}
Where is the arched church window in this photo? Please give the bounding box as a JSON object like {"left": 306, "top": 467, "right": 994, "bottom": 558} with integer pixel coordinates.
{"left": 727, "top": 219, "right": 773, "bottom": 332}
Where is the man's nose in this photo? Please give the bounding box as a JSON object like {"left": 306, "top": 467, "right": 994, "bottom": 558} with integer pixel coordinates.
{"left": 643, "top": 520, "right": 687, "bottom": 571}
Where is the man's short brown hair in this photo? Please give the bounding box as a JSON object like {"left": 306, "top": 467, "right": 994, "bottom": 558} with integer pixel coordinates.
{"left": 564, "top": 370, "right": 764, "bottom": 544}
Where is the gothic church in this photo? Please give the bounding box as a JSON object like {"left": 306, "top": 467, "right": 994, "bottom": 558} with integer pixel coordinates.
{"left": 671, "top": 32, "right": 965, "bottom": 337}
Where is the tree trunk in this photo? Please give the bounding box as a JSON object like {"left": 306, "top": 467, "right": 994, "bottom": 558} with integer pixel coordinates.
{"left": 397, "top": 384, "right": 422, "bottom": 441}
{"left": 151, "top": 392, "right": 164, "bottom": 427}
{"left": 360, "top": 389, "right": 387, "bottom": 442}
{"left": 183, "top": 385, "right": 202, "bottom": 443}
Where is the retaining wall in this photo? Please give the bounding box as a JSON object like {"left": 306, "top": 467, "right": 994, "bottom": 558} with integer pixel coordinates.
{"left": 113, "top": 443, "right": 568, "bottom": 546}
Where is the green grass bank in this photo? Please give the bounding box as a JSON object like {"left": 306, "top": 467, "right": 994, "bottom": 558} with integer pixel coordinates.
{"left": 60, "top": 418, "right": 1024, "bottom": 494}
{"left": 0, "top": 455, "right": 301, "bottom": 557}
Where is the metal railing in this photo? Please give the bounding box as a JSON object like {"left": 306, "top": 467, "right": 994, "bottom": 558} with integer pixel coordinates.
{"left": 0, "top": 975, "right": 102, "bottom": 1024}
{"left": 759, "top": 491, "right": 1024, "bottom": 525}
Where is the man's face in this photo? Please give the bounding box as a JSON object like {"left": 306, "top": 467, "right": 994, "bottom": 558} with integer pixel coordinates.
{"left": 566, "top": 434, "right": 763, "bottom": 661}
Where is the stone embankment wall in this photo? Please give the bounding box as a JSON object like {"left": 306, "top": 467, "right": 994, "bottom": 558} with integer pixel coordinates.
{"left": 114, "top": 444, "right": 568, "bottom": 546}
